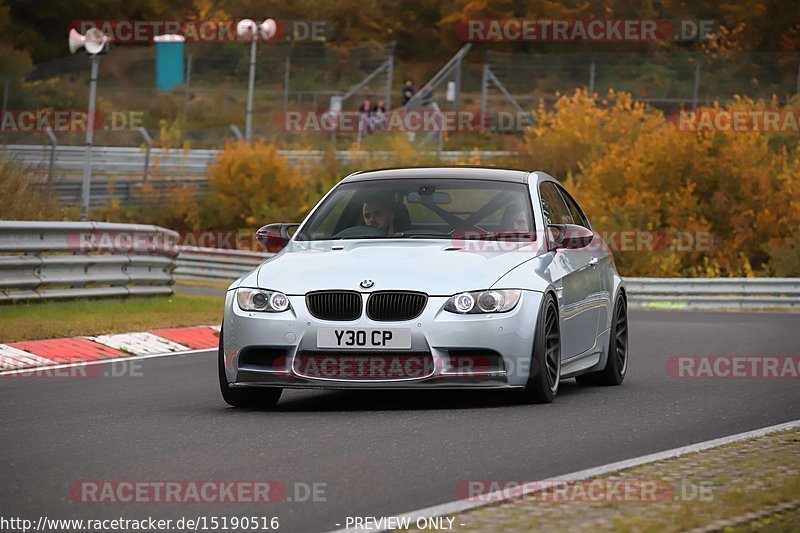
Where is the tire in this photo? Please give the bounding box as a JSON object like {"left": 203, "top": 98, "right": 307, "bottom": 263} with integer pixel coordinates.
{"left": 516, "top": 293, "right": 561, "bottom": 404}
{"left": 576, "top": 293, "right": 628, "bottom": 386}
{"left": 218, "top": 327, "right": 282, "bottom": 408}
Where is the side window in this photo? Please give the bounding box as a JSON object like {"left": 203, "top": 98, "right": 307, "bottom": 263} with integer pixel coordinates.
{"left": 557, "top": 186, "right": 591, "bottom": 228}
{"left": 539, "top": 182, "right": 574, "bottom": 225}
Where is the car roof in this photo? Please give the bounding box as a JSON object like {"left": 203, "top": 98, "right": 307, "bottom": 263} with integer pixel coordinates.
{"left": 341, "top": 166, "right": 533, "bottom": 184}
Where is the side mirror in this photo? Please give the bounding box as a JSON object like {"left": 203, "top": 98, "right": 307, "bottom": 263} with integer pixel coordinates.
{"left": 256, "top": 223, "right": 299, "bottom": 253}
{"left": 548, "top": 224, "right": 594, "bottom": 251}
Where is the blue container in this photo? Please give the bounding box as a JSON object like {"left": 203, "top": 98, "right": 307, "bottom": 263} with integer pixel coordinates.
{"left": 154, "top": 35, "right": 185, "bottom": 90}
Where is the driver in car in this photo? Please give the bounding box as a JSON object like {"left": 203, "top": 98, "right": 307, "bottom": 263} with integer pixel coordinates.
{"left": 501, "top": 201, "right": 530, "bottom": 232}
{"left": 362, "top": 195, "right": 398, "bottom": 235}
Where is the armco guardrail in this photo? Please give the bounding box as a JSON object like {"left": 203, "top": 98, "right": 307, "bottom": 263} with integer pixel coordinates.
{"left": 174, "top": 247, "right": 269, "bottom": 283}
{"left": 5, "top": 144, "right": 515, "bottom": 177}
{"left": 171, "top": 248, "right": 800, "bottom": 310}
{"left": 6, "top": 144, "right": 516, "bottom": 208}
{"left": 0, "top": 222, "right": 178, "bottom": 302}
{"left": 2, "top": 231, "right": 798, "bottom": 309}
{"left": 623, "top": 277, "right": 800, "bottom": 309}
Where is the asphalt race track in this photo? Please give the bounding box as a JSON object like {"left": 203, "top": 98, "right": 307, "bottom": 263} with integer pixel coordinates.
{"left": 1, "top": 310, "right": 799, "bottom": 532}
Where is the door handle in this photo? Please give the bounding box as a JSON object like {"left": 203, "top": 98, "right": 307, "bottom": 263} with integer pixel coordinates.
{"left": 589, "top": 257, "right": 599, "bottom": 267}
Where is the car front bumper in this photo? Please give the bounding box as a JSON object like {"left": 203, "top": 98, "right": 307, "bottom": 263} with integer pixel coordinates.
{"left": 222, "top": 289, "right": 543, "bottom": 389}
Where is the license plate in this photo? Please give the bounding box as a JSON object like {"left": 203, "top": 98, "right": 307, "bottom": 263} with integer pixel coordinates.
{"left": 317, "top": 328, "right": 411, "bottom": 349}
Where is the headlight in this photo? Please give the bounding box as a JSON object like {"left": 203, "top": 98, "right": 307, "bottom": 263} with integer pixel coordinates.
{"left": 444, "top": 290, "right": 521, "bottom": 314}
{"left": 236, "top": 288, "right": 291, "bottom": 312}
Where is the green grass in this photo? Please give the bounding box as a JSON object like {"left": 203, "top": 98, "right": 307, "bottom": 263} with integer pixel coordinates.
{"left": 428, "top": 428, "right": 800, "bottom": 533}
{"left": 0, "top": 294, "right": 225, "bottom": 342}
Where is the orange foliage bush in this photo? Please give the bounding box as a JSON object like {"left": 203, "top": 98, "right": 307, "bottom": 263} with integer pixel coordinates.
{"left": 521, "top": 89, "right": 800, "bottom": 277}
{"left": 205, "top": 141, "right": 310, "bottom": 229}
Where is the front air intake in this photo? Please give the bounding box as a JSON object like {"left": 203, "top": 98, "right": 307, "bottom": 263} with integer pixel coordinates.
{"left": 306, "top": 291, "right": 362, "bottom": 321}
{"left": 366, "top": 291, "right": 427, "bottom": 321}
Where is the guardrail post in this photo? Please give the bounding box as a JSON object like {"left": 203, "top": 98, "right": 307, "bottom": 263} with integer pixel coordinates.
{"left": 589, "top": 54, "right": 596, "bottom": 93}
{"left": 480, "top": 64, "right": 488, "bottom": 131}
{"left": 42, "top": 126, "right": 57, "bottom": 188}
{"left": 356, "top": 113, "right": 365, "bottom": 148}
{"left": 139, "top": 127, "right": 153, "bottom": 182}
{"left": 431, "top": 102, "right": 443, "bottom": 158}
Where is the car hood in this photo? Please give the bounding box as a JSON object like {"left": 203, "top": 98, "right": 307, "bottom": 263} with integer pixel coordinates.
{"left": 253, "top": 239, "right": 540, "bottom": 296}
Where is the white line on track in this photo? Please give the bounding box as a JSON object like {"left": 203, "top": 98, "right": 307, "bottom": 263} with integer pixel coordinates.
{"left": 0, "top": 348, "right": 214, "bottom": 377}
{"left": 327, "top": 419, "right": 800, "bottom": 533}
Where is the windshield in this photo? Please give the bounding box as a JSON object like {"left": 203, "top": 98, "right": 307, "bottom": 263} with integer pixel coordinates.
{"left": 298, "top": 178, "right": 536, "bottom": 241}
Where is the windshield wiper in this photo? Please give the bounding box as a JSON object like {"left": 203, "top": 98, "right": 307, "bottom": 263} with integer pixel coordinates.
{"left": 393, "top": 232, "right": 452, "bottom": 239}
{"left": 461, "top": 232, "right": 535, "bottom": 241}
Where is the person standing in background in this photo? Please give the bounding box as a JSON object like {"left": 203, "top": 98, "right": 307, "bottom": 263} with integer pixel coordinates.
{"left": 401, "top": 80, "right": 416, "bottom": 107}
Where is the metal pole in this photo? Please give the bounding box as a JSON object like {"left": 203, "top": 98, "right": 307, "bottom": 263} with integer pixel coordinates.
{"left": 454, "top": 56, "right": 462, "bottom": 112}
{"left": 1, "top": 76, "right": 8, "bottom": 127}
{"left": 480, "top": 64, "right": 488, "bottom": 131}
{"left": 283, "top": 50, "right": 291, "bottom": 112}
{"left": 180, "top": 48, "right": 193, "bottom": 147}
{"left": 80, "top": 55, "right": 100, "bottom": 222}
{"left": 139, "top": 127, "right": 152, "bottom": 182}
{"left": 589, "top": 54, "right": 596, "bottom": 93}
{"left": 436, "top": 119, "right": 443, "bottom": 159}
{"left": 245, "top": 39, "right": 257, "bottom": 142}
{"left": 692, "top": 60, "right": 701, "bottom": 111}
{"left": 43, "top": 126, "right": 57, "bottom": 187}
{"left": 385, "top": 54, "right": 394, "bottom": 110}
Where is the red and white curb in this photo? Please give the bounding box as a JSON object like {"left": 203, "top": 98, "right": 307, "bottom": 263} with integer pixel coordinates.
{"left": 0, "top": 325, "right": 220, "bottom": 375}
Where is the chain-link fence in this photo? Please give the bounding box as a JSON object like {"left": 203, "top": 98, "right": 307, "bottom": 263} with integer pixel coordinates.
{"left": 477, "top": 51, "right": 800, "bottom": 127}
{"left": 0, "top": 41, "right": 395, "bottom": 148}
{"left": 2, "top": 46, "right": 799, "bottom": 148}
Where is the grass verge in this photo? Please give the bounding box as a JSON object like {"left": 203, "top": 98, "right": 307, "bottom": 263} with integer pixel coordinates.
{"left": 0, "top": 294, "right": 224, "bottom": 342}
{"left": 402, "top": 427, "right": 800, "bottom": 532}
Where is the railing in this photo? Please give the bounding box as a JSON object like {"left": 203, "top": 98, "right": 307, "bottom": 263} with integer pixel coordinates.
{"left": 5, "top": 144, "right": 515, "bottom": 178}
{"left": 174, "top": 247, "right": 267, "bottom": 283}
{"left": 170, "top": 249, "right": 800, "bottom": 310}
{"left": 624, "top": 278, "right": 800, "bottom": 310}
{"left": 3, "top": 144, "right": 515, "bottom": 207}
{"left": 2, "top": 228, "right": 798, "bottom": 309}
{"left": 0, "top": 222, "right": 178, "bottom": 302}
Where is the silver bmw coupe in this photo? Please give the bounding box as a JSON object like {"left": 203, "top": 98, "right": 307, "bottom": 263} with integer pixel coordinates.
{"left": 219, "top": 167, "right": 628, "bottom": 407}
